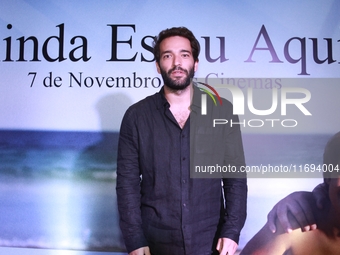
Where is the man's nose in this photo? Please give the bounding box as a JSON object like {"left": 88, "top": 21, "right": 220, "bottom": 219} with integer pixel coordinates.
{"left": 173, "top": 55, "right": 182, "bottom": 66}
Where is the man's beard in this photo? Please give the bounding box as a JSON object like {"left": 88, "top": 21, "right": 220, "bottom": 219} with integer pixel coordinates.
{"left": 160, "top": 66, "right": 195, "bottom": 91}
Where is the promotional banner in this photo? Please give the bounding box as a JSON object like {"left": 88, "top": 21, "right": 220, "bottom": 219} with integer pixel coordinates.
{"left": 0, "top": 0, "right": 339, "bottom": 254}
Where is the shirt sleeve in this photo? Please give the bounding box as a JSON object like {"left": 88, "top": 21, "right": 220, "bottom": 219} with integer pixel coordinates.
{"left": 220, "top": 111, "right": 248, "bottom": 243}
{"left": 116, "top": 107, "right": 148, "bottom": 252}
{"left": 220, "top": 177, "right": 247, "bottom": 243}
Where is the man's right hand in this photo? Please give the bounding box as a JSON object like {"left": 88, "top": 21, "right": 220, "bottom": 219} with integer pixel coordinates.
{"left": 129, "top": 246, "right": 151, "bottom": 255}
{"left": 267, "top": 183, "right": 328, "bottom": 233}
{"left": 266, "top": 191, "right": 315, "bottom": 233}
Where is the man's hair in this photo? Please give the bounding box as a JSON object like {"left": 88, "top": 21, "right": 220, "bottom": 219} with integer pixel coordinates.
{"left": 323, "top": 131, "right": 340, "bottom": 179}
{"left": 153, "top": 27, "right": 200, "bottom": 63}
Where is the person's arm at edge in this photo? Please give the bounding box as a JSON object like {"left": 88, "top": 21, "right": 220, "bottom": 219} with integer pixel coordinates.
{"left": 116, "top": 107, "right": 149, "bottom": 253}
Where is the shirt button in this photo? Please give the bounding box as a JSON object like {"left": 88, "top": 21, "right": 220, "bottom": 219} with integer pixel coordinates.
{"left": 183, "top": 203, "right": 186, "bottom": 207}
{"left": 182, "top": 179, "right": 186, "bottom": 184}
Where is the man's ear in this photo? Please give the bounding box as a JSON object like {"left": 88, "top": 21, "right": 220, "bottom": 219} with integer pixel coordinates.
{"left": 194, "top": 59, "right": 199, "bottom": 72}
{"left": 156, "top": 61, "right": 161, "bottom": 74}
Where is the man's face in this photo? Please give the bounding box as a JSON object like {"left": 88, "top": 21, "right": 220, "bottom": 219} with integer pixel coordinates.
{"left": 156, "top": 36, "right": 198, "bottom": 90}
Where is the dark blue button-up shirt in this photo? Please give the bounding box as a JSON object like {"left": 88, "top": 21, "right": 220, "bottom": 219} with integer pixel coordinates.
{"left": 116, "top": 85, "right": 247, "bottom": 255}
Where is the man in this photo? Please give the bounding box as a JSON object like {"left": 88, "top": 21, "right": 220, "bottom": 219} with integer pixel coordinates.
{"left": 241, "top": 132, "right": 340, "bottom": 255}
{"left": 116, "top": 27, "right": 247, "bottom": 255}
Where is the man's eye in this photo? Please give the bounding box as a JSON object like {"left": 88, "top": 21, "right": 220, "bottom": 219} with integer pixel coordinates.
{"left": 163, "top": 54, "right": 171, "bottom": 59}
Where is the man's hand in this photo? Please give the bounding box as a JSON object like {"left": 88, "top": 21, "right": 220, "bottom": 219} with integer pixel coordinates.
{"left": 267, "top": 191, "right": 317, "bottom": 233}
{"left": 129, "top": 246, "right": 151, "bottom": 255}
{"left": 216, "top": 238, "right": 238, "bottom": 255}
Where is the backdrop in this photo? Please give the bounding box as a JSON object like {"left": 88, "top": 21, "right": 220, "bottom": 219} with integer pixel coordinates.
{"left": 0, "top": 0, "right": 339, "bottom": 253}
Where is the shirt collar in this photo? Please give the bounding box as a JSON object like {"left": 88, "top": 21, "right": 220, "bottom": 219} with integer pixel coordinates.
{"left": 156, "top": 86, "right": 170, "bottom": 110}
{"left": 156, "top": 84, "right": 203, "bottom": 112}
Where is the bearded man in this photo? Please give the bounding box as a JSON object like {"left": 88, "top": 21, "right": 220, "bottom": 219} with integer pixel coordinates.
{"left": 116, "top": 27, "right": 247, "bottom": 255}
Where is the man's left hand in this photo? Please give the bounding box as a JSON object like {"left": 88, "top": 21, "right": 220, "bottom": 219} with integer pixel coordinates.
{"left": 216, "top": 238, "right": 238, "bottom": 255}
